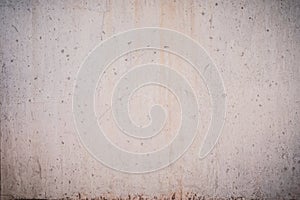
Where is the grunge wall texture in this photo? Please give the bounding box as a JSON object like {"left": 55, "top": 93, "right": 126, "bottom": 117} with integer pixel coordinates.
{"left": 0, "top": 0, "right": 299, "bottom": 199}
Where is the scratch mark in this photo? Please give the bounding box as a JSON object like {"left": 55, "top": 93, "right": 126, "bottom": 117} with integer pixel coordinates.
{"left": 12, "top": 24, "right": 19, "bottom": 32}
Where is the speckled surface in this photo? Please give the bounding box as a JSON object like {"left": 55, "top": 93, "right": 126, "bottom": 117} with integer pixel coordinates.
{"left": 0, "top": 0, "right": 299, "bottom": 199}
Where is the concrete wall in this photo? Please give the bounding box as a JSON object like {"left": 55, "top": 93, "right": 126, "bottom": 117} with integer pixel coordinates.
{"left": 0, "top": 0, "right": 299, "bottom": 199}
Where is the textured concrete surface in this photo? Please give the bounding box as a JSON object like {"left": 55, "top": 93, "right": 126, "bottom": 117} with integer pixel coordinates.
{"left": 0, "top": 0, "right": 300, "bottom": 199}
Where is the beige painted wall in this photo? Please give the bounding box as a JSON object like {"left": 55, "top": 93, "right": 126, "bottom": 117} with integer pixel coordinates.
{"left": 0, "top": 0, "right": 299, "bottom": 199}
